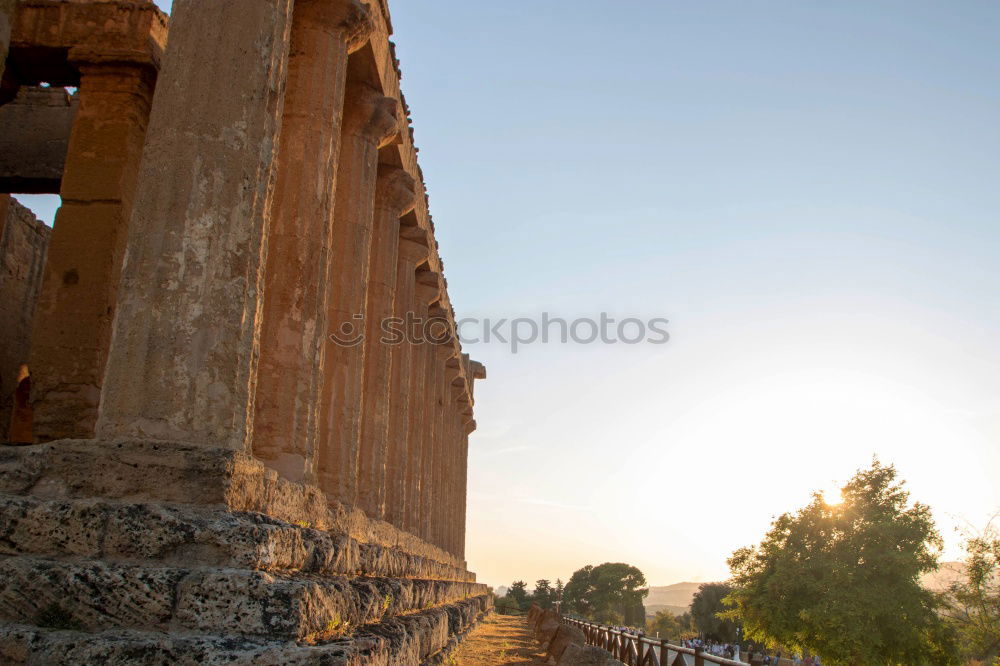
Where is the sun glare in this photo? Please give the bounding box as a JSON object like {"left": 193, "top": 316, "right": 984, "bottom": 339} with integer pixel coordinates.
{"left": 821, "top": 485, "right": 844, "bottom": 506}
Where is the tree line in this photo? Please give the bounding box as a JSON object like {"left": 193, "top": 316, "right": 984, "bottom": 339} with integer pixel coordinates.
{"left": 495, "top": 562, "right": 648, "bottom": 626}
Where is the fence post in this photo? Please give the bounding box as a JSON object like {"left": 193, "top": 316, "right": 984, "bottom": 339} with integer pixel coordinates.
{"left": 694, "top": 646, "right": 705, "bottom": 666}
{"left": 659, "top": 637, "right": 669, "bottom": 666}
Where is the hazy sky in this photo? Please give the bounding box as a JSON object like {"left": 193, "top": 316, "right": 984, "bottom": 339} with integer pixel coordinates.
{"left": 23, "top": 1, "right": 998, "bottom": 589}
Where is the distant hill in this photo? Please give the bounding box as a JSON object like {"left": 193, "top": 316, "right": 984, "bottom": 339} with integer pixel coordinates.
{"left": 645, "top": 604, "right": 690, "bottom": 619}
{"left": 644, "top": 581, "right": 706, "bottom": 615}
{"left": 643, "top": 564, "right": 968, "bottom": 619}
{"left": 922, "top": 561, "right": 964, "bottom": 593}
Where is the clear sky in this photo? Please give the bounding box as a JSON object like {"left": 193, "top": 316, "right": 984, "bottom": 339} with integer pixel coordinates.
{"left": 28, "top": 0, "right": 999, "bottom": 589}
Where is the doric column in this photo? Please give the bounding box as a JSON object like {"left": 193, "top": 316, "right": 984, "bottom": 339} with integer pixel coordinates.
{"left": 458, "top": 359, "right": 484, "bottom": 560}
{"left": 316, "top": 81, "right": 399, "bottom": 505}
{"left": 95, "top": 0, "right": 296, "bottom": 449}
{"left": 440, "top": 398, "right": 457, "bottom": 555}
{"left": 254, "top": 0, "right": 373, "bottom": 483}
{"left": 416, "top": 295, "right": 444, "bottom": 542}
{"left": 459, "top": 416, "right": 476, "bottom": 560}
{"left": 356, "top": 164, "right": 416, "bottom": 519}
{"left": 383, "top": 230, "right": 429, "bottom": 531}
{"left": 430, "top": 335, "right": 457, "bottom": 549}
{"left": 406, "top": 275, "right": 438, "bottom": 538}
{"left": 30, "top": 57, "right": 156, "bottom": 441}
{"left": 444, "top": 357, "right": 465, "bottom": 555}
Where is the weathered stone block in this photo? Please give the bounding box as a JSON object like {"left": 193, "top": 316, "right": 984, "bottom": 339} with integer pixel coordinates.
{"left": 0, "top": 86, "right": 76, "bottom": 193}
{"left": 536, "top": 608, "right": 563, "bottom": 646}
{"left": 527, "top": 602, "right": 542, "bottom": 626}
{"left": 0, "top": 439, "right": 472, "bottom": 576}
{"left": 0, "top": 596, "right": 491, "bottom": 665}
{"left": 558, "top": 643, "right": 619, "bottom": 666}
{"left": 0, "top": 555, "right": 484, "bottom": 641}
{"left": 546, "top": 623, "right": 587, "bottom": 664}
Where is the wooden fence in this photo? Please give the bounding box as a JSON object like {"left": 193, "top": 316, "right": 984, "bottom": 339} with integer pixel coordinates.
{"left": 562, "top": 617, "right": 745, "bottom": 666}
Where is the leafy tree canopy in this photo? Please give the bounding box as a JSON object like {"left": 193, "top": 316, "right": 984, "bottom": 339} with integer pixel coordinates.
{"left": 533, "top": 579, "right": 554, "bottom": 609}
{"left": 942, "top": 518, "right": 1000, "bottom": 662}
{"left": 724, "top": 459, "right": 958, "bottom": 665}
{"left": 648, "top": 609, "right": 696, "bottom": 641}
{"left": 563, "top": 562, "right": 648, "bottom": 625}
{"left": 690, "top": 582, "right": 741, "bottom": 643}
{"left": 507, "top": 580, "right": 530, "bottom": 611}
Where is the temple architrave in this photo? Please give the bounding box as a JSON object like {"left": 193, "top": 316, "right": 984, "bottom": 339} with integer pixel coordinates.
{"left": 0, "top": 0, "right": 490, "bottom": 662}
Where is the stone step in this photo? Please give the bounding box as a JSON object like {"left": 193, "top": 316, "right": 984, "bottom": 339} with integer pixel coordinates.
{"left": 0, "top": 595, "right": 492, "bottom": 665}
{"left": 0, "top": 493, "right": 474, "bottom": 581}
{"left": 0, "top": 439, "right": 467, "bottom": 573}
{"left": 0, "top": 555, "right": 487, "bottom": 642}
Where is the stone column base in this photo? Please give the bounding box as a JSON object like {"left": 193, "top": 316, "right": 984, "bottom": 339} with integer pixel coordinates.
{"left": 0, "top": 440, "right": 490, "bottom": 664}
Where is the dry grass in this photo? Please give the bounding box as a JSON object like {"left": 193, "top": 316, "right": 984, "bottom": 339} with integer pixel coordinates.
{"left": 449, "top": 614, "right": 547, "bottom": 665}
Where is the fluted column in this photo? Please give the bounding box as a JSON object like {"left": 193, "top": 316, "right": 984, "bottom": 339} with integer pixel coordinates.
{"left": 96, "top": 0, "right": 295, "bottom": 449}
{"left": 254, "top": 0, "right": 373, "bottom": 483}
{"left": 356, "top": 165, "right": 416, "bottom": 519}
{"left": 406, "top": 276, "right": 438, "bottom": 537}
{"left": 444, "top": 359, "right": 465, "bottom": 555}
{"left": 384, "top": 231, "right": 429, "bottom": 530}
{"left": 442, "top": 398, "right": 457, "bottom": 555}
{"left": 417, "top": 296, "right": 445, "bottom": 542}
{"left": 29, "top": 59, "right": 155, "bottom": 442}
{"left": 459, "top": 359, "right": 484, "bottom": 560}
{"left": 317, "top": 81, "right": 399, "bottom": 505}
{"left": 459, "top": 416, "right": 476, "bottom": 560}
{"left": 430, "top": 335, "right": 457, "bottom": 549}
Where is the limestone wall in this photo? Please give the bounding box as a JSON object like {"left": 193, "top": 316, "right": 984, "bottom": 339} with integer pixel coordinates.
{"left": 0, "top": 196, "right": 49, "bottom": 440}
{"left": 0, "top": 86, "right": 77, "bottom": 193}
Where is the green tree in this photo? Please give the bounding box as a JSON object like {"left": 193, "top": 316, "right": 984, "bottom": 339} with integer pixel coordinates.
{"left": 495, "top": 594, "right": 521, "bottom": 615}
{"left": 648, "top": 610, "right": 696, "bottom": 641}
{"left": 533, "top": 579, "right": 554, "bottom": 609}
{"left": 555, "top": 578, "right": 564, "bottom": 609}
{"left": 724, "top": 460, "right": 958, "bottom": 665}
{"left": 563, "top": 566, "right": 596, "bottom": 617}
{"left": 690, "top": 583, "right": 740, "bottom": 642}
{"left": 942, "top": 518, "right": 1000, "bottom": 662}
{"left": 508, "top": 580, "right": 529, "bottom": 611}
{"left": 563, "top": 562, "right": 648, "bottom": 625}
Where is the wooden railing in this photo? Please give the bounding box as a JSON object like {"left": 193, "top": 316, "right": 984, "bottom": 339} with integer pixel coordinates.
{"left": 562, "top": 617, "right": 745, "bottom": 666}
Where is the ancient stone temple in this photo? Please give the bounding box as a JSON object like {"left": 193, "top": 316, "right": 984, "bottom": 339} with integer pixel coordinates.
{"left": 0, "top": 0, "right": 489, "bottom": 662}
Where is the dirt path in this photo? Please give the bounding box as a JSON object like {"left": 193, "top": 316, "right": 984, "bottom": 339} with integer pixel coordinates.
{"left": 449, "top": 613, "right": 547, "bottom": 665}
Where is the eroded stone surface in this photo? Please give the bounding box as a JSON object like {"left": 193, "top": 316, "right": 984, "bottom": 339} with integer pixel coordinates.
{"left": 0, "top": 86, "right": 77, "bottom": 193}
{"left": 557, "top": 643, "right": 619, "bottom": 666}
{"left": 0, "top": 496, "right": 470, "bottom": 581}
{"left": 0, "top": 556, "right": 484, "bottom": 640}
{"left": 536, "top": 609, "right": 563, "bottom": 648}
{"left": 0, "top": 595, "right": 491, "bottom": 665}
{"left": 546, "top": 624, "right": 586, "bottom": 664}
{"left": 0, "top": 198, "right": 49, "bottom": 441}
{"left": 0, "top": 440, "right": 468, "bottom": 574}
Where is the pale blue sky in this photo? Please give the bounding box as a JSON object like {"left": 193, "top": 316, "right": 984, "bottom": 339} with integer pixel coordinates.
{"left": 390, "top": 1, "right": 1000, "bottom": 587}
{"left": 33, "top": 1, "right": 1000, "bottom": 587}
